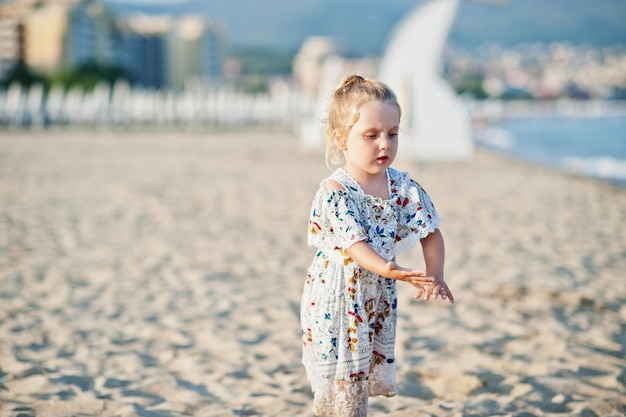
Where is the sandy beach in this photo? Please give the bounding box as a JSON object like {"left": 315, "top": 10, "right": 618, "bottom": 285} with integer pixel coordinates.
{"left": 0, "top": 129, "right": 624, "bottom": 417}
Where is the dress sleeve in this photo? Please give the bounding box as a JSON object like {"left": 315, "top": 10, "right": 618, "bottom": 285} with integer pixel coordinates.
{"left": 395, "top": 177, "right": 441, "bottom": 253}
{"left": 307, "top": 187, "right": 368, "bottom": 252}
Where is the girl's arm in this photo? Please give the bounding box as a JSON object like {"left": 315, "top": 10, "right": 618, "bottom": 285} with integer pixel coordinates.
{"left": 419, "top": 228, "right": 454, "bottom": 303}
{"left": 347, "top": 241, "right": 435, "bottom": 286}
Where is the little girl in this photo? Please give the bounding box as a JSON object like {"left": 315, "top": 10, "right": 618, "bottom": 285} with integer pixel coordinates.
{"left": 300, "top": 75, "right": 454, "bottom": 417}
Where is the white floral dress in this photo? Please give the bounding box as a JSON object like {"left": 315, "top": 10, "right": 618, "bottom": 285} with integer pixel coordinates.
{"left": 301, "top": 167, "right": 441, "bottom": 417}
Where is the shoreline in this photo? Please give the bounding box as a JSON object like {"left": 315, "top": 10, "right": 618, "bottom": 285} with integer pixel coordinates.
{"left": 3, "top": 122, "right": 624, "bottom": 190}
{"left": 476, "top": 142, "right": 626, "bottom": 190}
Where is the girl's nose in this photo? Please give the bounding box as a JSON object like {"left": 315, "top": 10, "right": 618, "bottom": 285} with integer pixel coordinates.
{"left": 379, "top": 136, "right": 390, "bottom": 150}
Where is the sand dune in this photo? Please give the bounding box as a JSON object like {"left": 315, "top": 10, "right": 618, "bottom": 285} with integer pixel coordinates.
{"left": 0, "top": 130, "right": 624, "bottom": 416}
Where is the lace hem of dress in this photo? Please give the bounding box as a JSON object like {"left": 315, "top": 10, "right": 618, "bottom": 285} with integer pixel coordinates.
{"left": 312, "top": 379, "right": 369, "bottom": 417}
{"left": 310, "top": 365, "right": 397, "bottom": 417}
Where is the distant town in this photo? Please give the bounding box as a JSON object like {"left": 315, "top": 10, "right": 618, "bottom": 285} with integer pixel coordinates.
{"left": 0, "top": 0, "right": 226, "bottom": 91}
{"left": 0, "top": 0, "right": 625, "bottom": 128}
{"left": 444, "top": 42, "right": 626, "bottom": 101}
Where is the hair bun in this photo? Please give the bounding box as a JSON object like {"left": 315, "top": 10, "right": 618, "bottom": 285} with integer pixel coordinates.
{"left": 335, "top": 75, "right": 364, "bottom": 96}
{"left": 343, "top": 75, "right": 364, "bottom": 87}
{"left": 344, "top": 74, "right": 365, "bottom": 85}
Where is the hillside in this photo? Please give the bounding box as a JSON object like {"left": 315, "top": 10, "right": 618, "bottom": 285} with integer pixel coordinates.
{"left": 103, "top": 0, "right": 626, "bottom": 55}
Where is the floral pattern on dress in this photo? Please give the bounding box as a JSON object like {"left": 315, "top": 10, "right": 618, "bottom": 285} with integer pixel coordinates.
{"left": 301, "top": 167, "right": 440, "bottom": 416}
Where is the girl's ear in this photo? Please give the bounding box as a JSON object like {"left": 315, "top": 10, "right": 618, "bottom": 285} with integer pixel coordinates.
{"left": 333, "top": 129, "right": 347, "bottom": 151}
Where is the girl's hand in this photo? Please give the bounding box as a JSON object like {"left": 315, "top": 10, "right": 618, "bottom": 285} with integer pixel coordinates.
{"left": 384, "top": 261, "right": 435, "bottom": 285}
{"left": 415, "top": 280, "right": 455, "bottom": 304}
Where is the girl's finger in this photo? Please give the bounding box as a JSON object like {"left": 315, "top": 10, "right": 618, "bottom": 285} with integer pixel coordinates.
{"left": 414, "top": 287, "right": 424, "bottom": 299}
{"left": 424, "top": 285, "right": 433, "bottom": 300}
{"left": 432, "top": 284, "right": 441, "bottom": 299}
{"left": 416, "top": 274, "right": 435, "bottom": 283}
{"left": 441, "top": 287, "right": 455, "bottom": 304}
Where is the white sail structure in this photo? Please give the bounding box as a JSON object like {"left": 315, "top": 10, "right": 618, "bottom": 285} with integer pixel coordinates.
{"left": 378, "top": 0, "right": 473, "bottom": 160}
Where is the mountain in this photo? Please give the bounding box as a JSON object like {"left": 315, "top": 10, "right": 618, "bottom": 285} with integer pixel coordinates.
{"left": 450, "top": 0, "right": 626, "bottom": 49}
{"left": 103, "top": 0, "right": 626, "bottom": 55}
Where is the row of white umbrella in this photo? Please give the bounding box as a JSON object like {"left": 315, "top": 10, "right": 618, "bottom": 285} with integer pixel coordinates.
{"left": 0, "top": 81, "right": 316, "bottom": 129}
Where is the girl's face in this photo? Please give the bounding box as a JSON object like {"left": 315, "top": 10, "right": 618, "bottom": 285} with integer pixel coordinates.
{"left": 339, "top": 100, "right": 400, "bottom": 181}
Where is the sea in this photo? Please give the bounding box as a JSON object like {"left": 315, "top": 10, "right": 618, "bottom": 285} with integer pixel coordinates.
{"left": 474, "top": 101, "right": 626, "bottom": 188}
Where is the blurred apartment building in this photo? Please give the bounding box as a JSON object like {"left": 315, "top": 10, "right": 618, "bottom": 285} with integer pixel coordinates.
{"left": 292, "top": 36, "right": 378, "bottom": 99}
{"left": 0, "top": 0, "right": 226, "bottom": 89}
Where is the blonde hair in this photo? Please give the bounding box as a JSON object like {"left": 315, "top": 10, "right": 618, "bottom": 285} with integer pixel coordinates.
{"left": 324, "top": 74, "right": 401, "bottom": 168}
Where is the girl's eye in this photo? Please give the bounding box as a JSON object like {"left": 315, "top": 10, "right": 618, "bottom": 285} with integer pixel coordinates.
{"left": 389, "top": 132, "right": 399, "bottom": 138}
{"left": 365, "top": 133, "right": 377, "bottom": 139}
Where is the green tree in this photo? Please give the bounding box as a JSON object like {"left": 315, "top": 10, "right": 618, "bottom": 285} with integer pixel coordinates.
{"left": 1, "top": 60, "right": 47, "bottom": 89}
{"left": 49, "top": 62, "right": 128, "bottom": 92}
